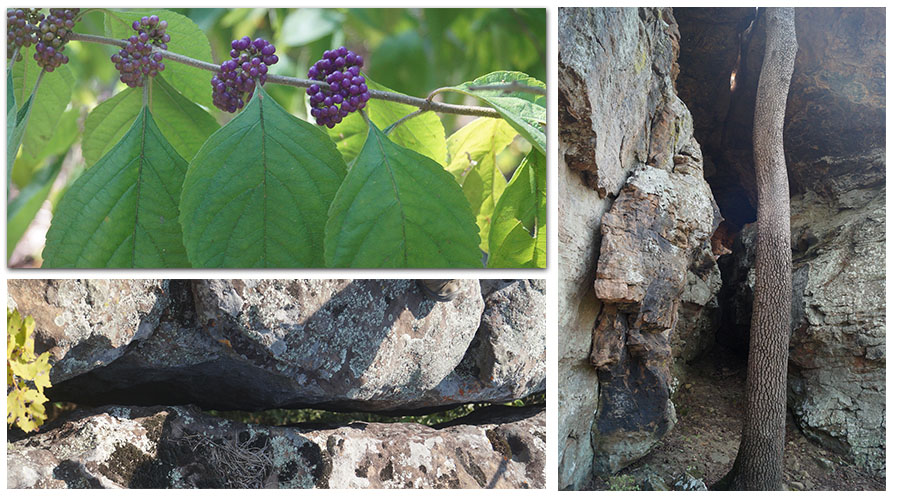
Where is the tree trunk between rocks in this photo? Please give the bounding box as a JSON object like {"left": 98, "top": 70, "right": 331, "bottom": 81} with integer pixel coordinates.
{"left": 718, "top": 7, "right": 797, "bottom": 491}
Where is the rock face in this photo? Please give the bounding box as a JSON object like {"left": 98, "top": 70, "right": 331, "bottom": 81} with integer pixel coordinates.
{"left": 7, "top": 280, "right": 545, "bottom": 413}
{"left": 725, "top": 189, "right": 886, "bottom": 474}
{"left": 676, "top": 7, "right": 886, "bottom": 475}
{"left": 559, "top": 7, "right": 721, "bottom": 488}
{"left": 7, "top": 404, "right": 546, "bottom": 489}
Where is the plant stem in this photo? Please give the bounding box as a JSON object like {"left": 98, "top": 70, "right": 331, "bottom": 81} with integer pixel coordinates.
{"left": 465, "top": 81, "right": 546, "bottom": 95}
{"left": 384, "top": 86, "right": 459, "bottom": 134}
{"left": 30, "top": 70, "right": 45, "bottom": 99}
{"left": 68, "top": 31, "right": 502, "bottom": 119}
{"left": 8, "top": 46, "right": 20, "bottom": 72}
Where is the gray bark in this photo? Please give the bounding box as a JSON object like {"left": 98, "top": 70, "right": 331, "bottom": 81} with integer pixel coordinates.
{"left": 722, "top": 7, "right": 797, "bottom": 490}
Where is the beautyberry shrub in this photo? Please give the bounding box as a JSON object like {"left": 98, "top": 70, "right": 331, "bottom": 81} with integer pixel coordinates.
{"left": 211, "top": 36, "right": 278, "bottom": 113}
{"left": 110, "top": 15, "right": 170, "bottom": 88}
{"left": 33, "top": 8, "right": 79, "bottom": 72}
{"left": 6, "top": 8, "right": 44, "bottom": 61}
{"left": 307, "top": 47, "right": 370, "bottom": 128}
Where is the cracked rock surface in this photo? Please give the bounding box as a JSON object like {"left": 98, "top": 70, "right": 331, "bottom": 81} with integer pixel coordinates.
{"left": 7, "top": 404, "right": 545, "bottom": 489}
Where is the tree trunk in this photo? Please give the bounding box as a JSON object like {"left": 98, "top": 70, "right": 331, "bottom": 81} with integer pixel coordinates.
{"left": 721, "top": 7, "right": 797, "bottom": 491}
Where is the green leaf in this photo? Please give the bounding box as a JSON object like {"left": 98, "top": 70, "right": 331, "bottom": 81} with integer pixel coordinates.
{"left": 7, "top": 69, "right": 26, "bottom": 195}
{"left": 452, "top": 71, "right": 546, "bottom": 155}
{"left": 7, "top": 154, "right": 64, "bottom": 260}
{"left": 325, "top": 122, "right": 482, "bottom": 268}
{"left": 12, "top": 106, "right": 79, "bottom": 186}
{"left": 180, "top": 85, "right": 346, "bottom": 268}
{"left": 82, "top": 87, "right": 141, "bottom": 169}
{"left": 327, "top": 77, "right": 447, "bottom": 166}
{"left": 83, "top": 77, "right": 219, "bottom": 168}
{"left": 105, "top": 9, "right": 214, "bottom": 109}
{"left": 487, "top": 149, "right": 546, "bottom": 268}
{"left": 149, "top": 76, "right": 220, "bottom": 162}
{"left": 279, "top": 8, "right": 344, "bottom": 47}
{"left": 43, "top": 107, "right": 190, "bottom": 267}
{"left": 447, "top": 117, "right": 518, "bottom": 252}
{"left": 11, "top": 46, "right": 75, "bottom": 181}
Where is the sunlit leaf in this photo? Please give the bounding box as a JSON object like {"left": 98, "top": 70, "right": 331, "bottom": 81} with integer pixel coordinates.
{"left": 327, "top": 77, "right": 446, "bottom": 165}
{"left": 180, "top": 85, "right": 346, "bottom": 267}
{"left": 43, "top": 107, "right": 190, "bottom": 267}
{"left": 325, "top": 122, "right": 481, "bottom": 268}
{"left": 451, "top": 71, "right": 546, "bottom": 154}
{"left": 11, "top": 46, "right": 75, "bottom": 185}
{"left": 446, "top": 117, "right": 518, "bottom": 251}
{"left": 487, "top": 149, "right": 546, "bottom": 268}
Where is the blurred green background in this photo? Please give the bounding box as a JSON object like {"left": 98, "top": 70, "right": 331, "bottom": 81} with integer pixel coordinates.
{"left": 7, "top": 8, "right": 546, "bottom": 266}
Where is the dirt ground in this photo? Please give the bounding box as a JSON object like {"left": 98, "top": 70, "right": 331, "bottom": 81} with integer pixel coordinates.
{"left": 599, "top": 347, "right": 885, "bottom": 491}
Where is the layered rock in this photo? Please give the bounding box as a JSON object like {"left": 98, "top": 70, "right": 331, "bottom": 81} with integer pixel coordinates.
{"left": 7, "top": 404, "right": 546, "bottom": 489}
{"left": 8, "top": 279, "right": 545, "bottom": 413}
{"left": 559, "top": 7, "right": 721, "bottom": 487}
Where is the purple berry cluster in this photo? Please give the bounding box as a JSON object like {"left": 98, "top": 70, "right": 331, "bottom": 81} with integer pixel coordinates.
{"left": 33, "top": 8, "right": 79, "bottom": 72}
{"left": 211, "top": 36, "right": 279, "bottom": 113}
{"left": 110, "top": 15, "right": 169, "bottom": 88}
{"left": 6, "top": 8, "right": 44, "bottom": 61}
{"left": 306, "top": 47, "right": 370, "bottom": 128}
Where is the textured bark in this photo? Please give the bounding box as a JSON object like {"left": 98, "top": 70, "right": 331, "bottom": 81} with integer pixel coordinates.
{"left": 722, "top": 7, "right": 797, "bottom": 490}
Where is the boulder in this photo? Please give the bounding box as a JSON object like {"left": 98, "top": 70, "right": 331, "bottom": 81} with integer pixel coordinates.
{"left": 443, "top": 279, "right": 546, "bottom": 402}
{"left": 5, "top": 279, "right": 169, "bottom": 383}
{"left": 6, "top": 404, "right": 545, "bottom": 489}
{"left": 18, "top": 279, "right": 543, "bottom": 413}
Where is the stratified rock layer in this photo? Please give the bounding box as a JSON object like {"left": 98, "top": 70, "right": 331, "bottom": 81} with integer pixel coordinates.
{"left": 8, "top": 279, "right": 544, "bottom": 413}
{"left": 7, "top": 404, "right": 545, "bottom": 489}
{"left": 559, "top": 7, "right": 721, "bottom": 487}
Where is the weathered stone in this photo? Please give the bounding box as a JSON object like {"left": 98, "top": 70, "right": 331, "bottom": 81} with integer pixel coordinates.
{"left": 590, "top": 142, "right": 718, "bottom": 478}
{"left": 559, "top": 7, "right": 721, "bottom": 487}
{"left": 669, "top": 247, "right": 722, "bottom": 376}
{"left": 23, "top": 279, "right": 545, "bottom": 413}
{"left": 722, "top": 188, "right": 885, "bottom": 474}
{"left": 673, "top": 471, "right": 708, "bottom": 491}
{"left": 5, "top": 279, "right": 169, "bottom": 383}
{"left": 7, "top": 404, "right": 545, "bottom": 489}
{"left": 787, "top": 189, "right": 885, "bottom": 474}
{"left": 442, "top": 279, "right": 546, "bottom": 402}
{"left": 187, "top": 279, "right": 484, "bottom": 411}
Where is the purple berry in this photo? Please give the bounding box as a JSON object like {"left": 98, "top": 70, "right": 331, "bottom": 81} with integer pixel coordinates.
{"left": 212, "top": 35, "right": 279, "bottom": 112}
{"left": 112, "top": 15, "right": 170, "bottom": 87}
{"left": 28, "top": 8, "right": 78, "bottom": 69}
{"left": 307, "top": 46, "right": 368, "bottom": 127}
